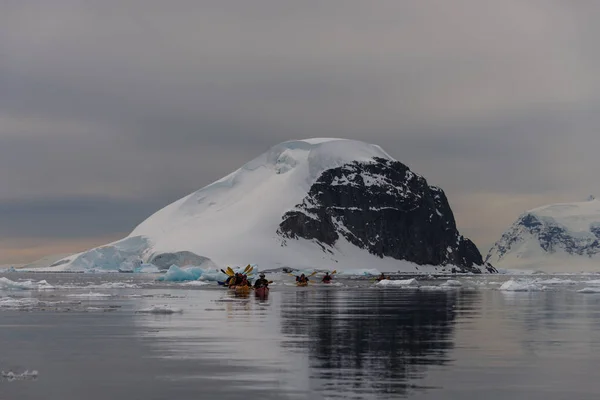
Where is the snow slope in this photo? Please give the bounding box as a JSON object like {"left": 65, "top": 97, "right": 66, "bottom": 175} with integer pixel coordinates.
{"left": 52, "top": 138, "right": 484, "bottom": 273}
{"left": 487, "top": 198, "right": 600, "bottom": 272}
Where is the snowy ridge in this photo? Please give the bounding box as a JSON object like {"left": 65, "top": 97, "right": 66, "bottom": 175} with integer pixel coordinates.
{"left": 487, "top": 198, "right": 600, "bottom": 272}
{"left": 51, "top": 138, "right": 487, "bottom": 273}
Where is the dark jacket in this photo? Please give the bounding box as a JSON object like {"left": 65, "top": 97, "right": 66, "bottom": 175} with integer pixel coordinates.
{"left": 254, "top": 278, "right": 269, "bottom": 288}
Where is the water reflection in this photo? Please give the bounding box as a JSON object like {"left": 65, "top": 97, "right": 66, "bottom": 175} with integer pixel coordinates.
{"left": 280, "top": 289, "right": 481, "bottom": 398}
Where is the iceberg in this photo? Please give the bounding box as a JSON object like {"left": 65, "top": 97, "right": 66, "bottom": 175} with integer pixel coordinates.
{"left": 156, "top": 265, "right": 204, "bottom": 282}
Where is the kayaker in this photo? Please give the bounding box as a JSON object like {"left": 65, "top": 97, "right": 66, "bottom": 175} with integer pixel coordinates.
{"left": 254, "top": 273, "right": 269, "bottom": 288}
{"left": 296, "top": 274, "right": 309, "bottom": 284}
{"left": 240, "top": 275, "right": 251, "bottom": 287}
{"left": 322, "top": 272, "right": 332, "bottom": 283}
{"left": 377, "top": 273, "right": 387, "bottom": 281}
{"left": 231, "top": 273, "right": 242, "bottom": 286}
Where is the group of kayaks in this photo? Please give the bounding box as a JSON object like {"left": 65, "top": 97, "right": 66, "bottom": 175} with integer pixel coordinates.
{"left": 288, "top": 270, "right": 336, "bottom": 286}
{"left": 216, "top": 265, "right": 338, "bottom": 296}
{"left": 217, "top": 265, "right": 271, "bottom": 297}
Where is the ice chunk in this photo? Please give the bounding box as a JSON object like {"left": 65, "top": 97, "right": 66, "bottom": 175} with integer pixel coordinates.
{"left": 577, "top": 287, "right": 600, "bottom": 294}
{"left": 136, "top": 305, "right": 183, "bottom": 314}
{"left": 2, "top": 370, "right": 38, "bottom": 381}
{"left": 0, "top": 278, "right": 54, "bottom": 290}
{"left": 376, "top": 278, "right": 419, "bottom": 287}
{"left": 134, "top": 263, "right": 160, "bottom": 273}
{"left": 440, "top": 279, "right": 462, "bottom": 287}
{"left": 181, "top": 281, "right": 210, "bottom": 287}
{"left": 83, "top": 282, "right": 140, "bottom": 289}
{"left": 499, "top": 279, "right": 543, "bottom": 292}
{"left": 0, "top": 297, "right": 41, "bottom": 308}
{"left": 535, "top": 278, "right": 577, "bottom": 285}
{"left": 67, "top": 292, "right": 112, "bottom": 298}
{"left": 156, "top": 265, "right": 204, "bottom": 282}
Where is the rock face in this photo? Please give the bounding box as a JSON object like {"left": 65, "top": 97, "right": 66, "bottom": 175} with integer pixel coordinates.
{"left": 278, "top": 157, "right": 493, "bottom": 273}
{"left": 487, "top": 198, "right": 600, "bottom": 271}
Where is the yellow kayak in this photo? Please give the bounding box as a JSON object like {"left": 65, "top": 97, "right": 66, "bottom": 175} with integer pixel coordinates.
{"left": 229, "top": 285, "right": 251, "bottom": 293}
{"left": 296, "top": 281, "right": 308, "bottom": 287}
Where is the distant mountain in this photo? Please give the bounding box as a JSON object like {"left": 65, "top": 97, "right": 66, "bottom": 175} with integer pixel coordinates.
{"left": 52, "top": 138, "right": 492, "bottom": 273}
{"left": 487, "top": 197, "right": 600, "bottom": 272}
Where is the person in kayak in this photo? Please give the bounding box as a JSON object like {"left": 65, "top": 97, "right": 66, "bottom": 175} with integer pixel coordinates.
{"left": 322, "top": 272, "right": 332, "bottom": 283}
{"left": 240, "top": 275, "right": 252, "bottom": 287}
{"left": 377, "top": 273, "right": 387, "bottom": 281}
{"left": 230, "top": 273, "right": 244, "bottom": 286}
{"left": 224, "top": 274, "right": 235, "bottom": 286}
{"left": 254, "top": 273, "right": 269, "bottom": 288}
{"left": 296, "top": 274, "right": 309, "bottom": 284}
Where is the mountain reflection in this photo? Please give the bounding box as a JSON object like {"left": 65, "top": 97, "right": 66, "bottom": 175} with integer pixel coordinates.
{"left": 280, "top": 288, "right": 478, "bottom": 398}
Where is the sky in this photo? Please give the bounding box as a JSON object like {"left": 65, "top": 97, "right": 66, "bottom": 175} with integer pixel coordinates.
{"left": 1, "top": 1, "right": 600, "bottom": 264}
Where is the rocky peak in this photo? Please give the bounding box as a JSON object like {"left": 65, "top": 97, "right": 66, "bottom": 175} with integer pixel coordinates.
{"left": 277, "top": 157, "right": 494, "bottom": 273}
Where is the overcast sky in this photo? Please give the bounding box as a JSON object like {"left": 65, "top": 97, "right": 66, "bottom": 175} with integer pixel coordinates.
{"left": 1, "top": 1, "right": 599, "bottom": 264}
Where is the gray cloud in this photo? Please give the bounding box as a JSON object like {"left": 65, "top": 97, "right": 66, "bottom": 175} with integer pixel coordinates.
{"left": 1, "top": 1, "right": 600, "bottom": 261}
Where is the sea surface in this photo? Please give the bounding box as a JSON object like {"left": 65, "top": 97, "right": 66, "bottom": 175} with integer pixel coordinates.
{"left": 2, "top": 272, "right": 600, "bottom": 399}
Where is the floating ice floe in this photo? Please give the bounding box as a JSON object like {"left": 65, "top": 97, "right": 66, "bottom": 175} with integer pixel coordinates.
{"left": 0, "top": 277, "right": 54, "bottom": 290}
{"left": 2, "top": 370, "right": 38, "bottom": 381}
{"left": 376, "top": 278, "right": 419, "bottom": 287}
{"left": 577, "top": 287, "right": 600, "bottom": 294}
{"left": 82, "top": 282, "right": 140, "bottom": 289}
{"left": 499, "top": 279, "right": 544, "bottom": 292}
{"left": 136, "top": 305, "right": 183, "bottom": 314}
{"left": 0, "top": 297, "right": 41, "bottom": 308}
{"left": 67, "top": 292, "right": 112, "bottom": 298}
{"left": 440, "top": 280, "right": 462, "bottom": 287}
{"left": 181, "top": 280, "right": 211, "bottom": 287}
{"left": 534, "top": 278, "right": 577, "bottom": 285}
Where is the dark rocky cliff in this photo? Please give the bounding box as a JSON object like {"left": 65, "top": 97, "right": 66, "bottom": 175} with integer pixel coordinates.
{"left": 277, "top": 157, "right": 495, "bottom": 273}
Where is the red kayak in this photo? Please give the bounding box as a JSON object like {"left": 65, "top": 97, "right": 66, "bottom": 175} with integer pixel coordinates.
{"left": 255, "top": 286, "right": 269, "bottom": 297}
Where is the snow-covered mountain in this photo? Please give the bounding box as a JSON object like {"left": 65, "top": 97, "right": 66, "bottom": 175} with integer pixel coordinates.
{"left": 52, "top": 138, "right": 493, "bottom": 273}
{"left": 487, "top": 197, "right": 600, "bottom": 272}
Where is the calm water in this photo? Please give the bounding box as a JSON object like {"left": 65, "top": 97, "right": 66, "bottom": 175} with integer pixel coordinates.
{"left": 2, "top": 273, "right": 600, "bottom": 399}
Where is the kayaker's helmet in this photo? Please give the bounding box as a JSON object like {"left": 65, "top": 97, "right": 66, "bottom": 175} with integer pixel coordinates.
{"left": 259, "top": 273, "right": 265, "bottom": 278}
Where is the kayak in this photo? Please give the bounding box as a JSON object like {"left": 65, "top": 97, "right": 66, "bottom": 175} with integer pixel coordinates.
{"left": 230, "top": 285, "right": 251, "bottom": 293}
{"left": 255, "top": 286, "right": 269, "bottom": 297}
{"left": 296, "top": 281, "right": 308, "bottom": 287}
